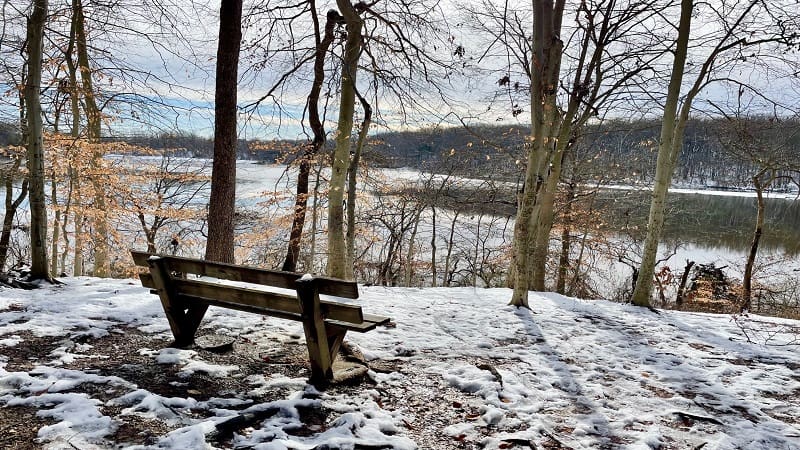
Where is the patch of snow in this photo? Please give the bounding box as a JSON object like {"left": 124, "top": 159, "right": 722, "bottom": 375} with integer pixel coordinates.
{"left": 1, "top": 277, "right": 799, "bottom": 448}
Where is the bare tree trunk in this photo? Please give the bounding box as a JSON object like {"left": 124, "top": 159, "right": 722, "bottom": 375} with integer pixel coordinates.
{"left": 0, "top": 159, "right": 28, "bottom": 271}
{"left": 742, "top": 174, "right": 767, "bottom": 311}
{"left": 631, "top": 0, "right": 693, "bottom": 306}
{"left": 556, "top": 182, "right": 574, "bottom": 294}
{"left": 65, "top": 18, "right": 82, "bottom": 276}
{"left": 403, "top": 207, "right": 422, "bottom": 286}
{"left": 444, "top": 210, "right": 459, "bottom": 287}
{"left": 59, "top": 170, "right": 74, "bottom": 276}
{"left": 306, "top": 163, "right": 323, "bottom": 272}
{"left": 283, "top": 8, "right": 337, "bottom": 272}
{"left": 675, "top": 259, "right": 694, "bottom": 307}
{"left": 74, "top": 0, "right": 109, "bottom": 277}
{"left": 25, "top": 0, "right": 51, "bottom": 281}
{"left": 430, "top": 206, "right": 437, "bottom": 287}
{"left": 327, "top": 0, "right": 362, "bottom": 279}
{"left": 50, "top": 178, "right": 60, "bottom": 274}
{"left": 205, "top": 0, "right": 243, "bottom": 264}
{"left": 568, "top": 189, "right": 595, "bottom": 296}
{"left": 345, "top": 91, "right": 371, "bottom": 280}
{"left": 530, "top": 145, "right": 566, "bottom": 290}
{"left": 510, "top": 0, "right": 564, "bottom": 307}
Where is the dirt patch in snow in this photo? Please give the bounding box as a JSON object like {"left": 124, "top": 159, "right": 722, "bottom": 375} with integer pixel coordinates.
{"left": 0, "top": 404, "right": 52, "bottom": 449}
{"left": 0, "top": 330, "right": 63, "bottom": 372}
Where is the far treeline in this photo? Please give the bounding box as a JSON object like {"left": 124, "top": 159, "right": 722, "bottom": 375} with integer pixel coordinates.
{"left": 3, "top": 118, "right": 794, "bottom": 191}
{"left": 366, "top": 118, "right": 800, "bottom": 191}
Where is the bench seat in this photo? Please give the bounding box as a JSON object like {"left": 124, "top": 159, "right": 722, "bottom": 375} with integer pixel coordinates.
{"left": 130, "top": 250, "right": 390, "bottom": 384}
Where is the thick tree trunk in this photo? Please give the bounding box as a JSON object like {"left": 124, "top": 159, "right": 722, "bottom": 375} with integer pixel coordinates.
{"left": 530, "top": 144, "right": 566, "bottom": 290}
{"left": 283, "top": 9, "right": 337, "bottom": 272}
{"left": 74, "top": 0, "right": 109, "bottom": 277}
{"left": 26, "top": 0, "right": 51, "bottom": 281}
{"left": 631, "top": 0, "right": 693, "bottom": 306}
{"left": 345, "top": 93, "right": 371, "bottom": 280}
{"left": 510, "top": 0, "right": 564, "bottom": 307}
{"left": 205, "top": 0, "right": 243, "bottom": 264}
{"left": 327, "top": 0, "right": 362, "bottom": 279}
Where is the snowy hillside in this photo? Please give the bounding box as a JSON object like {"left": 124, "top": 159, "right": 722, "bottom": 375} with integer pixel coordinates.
{"left": 0, "top": 279, "right": 798, "bottom": 449}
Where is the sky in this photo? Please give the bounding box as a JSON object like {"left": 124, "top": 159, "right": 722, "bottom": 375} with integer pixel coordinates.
{"left": 1, "top": 0, "right": 799, "bottom": 140}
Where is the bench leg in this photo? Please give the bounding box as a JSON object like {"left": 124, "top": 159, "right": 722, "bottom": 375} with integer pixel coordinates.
{"left": 327, "top": 326, "right": 347, "bottom": 362}
{"left": 296, "top": 278, "right": 334, "bottom": 385}
{"left": 148, "top": 258, "right": 207, "bottom": 348}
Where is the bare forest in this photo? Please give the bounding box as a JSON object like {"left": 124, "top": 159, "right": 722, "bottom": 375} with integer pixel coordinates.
{"left": 2, "top": 0, "right": 799, "bottom": 317}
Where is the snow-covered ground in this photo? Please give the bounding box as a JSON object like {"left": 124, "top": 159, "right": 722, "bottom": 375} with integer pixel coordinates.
{"left": 1, "top": 278, "right": 798, "bottom": 449}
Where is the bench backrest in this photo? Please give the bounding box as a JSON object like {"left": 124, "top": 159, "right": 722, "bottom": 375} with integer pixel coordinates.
{"left": 131, "top": 251, "right": 364, "bottom": 324}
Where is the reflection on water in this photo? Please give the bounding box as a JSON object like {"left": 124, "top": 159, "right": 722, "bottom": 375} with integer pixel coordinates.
{"left": 598, "top": 190, "right": 800, "bottom": 256}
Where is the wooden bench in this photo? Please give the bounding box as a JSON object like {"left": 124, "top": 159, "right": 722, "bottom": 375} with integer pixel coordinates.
{"left": 130, "top": 250, "right": 390, "bottom": 385}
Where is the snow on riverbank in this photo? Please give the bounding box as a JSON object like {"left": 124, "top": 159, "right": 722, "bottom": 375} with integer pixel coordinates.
{"left": 1, "top": 278, "right": 799, "bottom": 449}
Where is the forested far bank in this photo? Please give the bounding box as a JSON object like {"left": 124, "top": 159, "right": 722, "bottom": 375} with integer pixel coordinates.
{"left": 4, "top": 117, "right": 796, "bottom": 193}
{"left": 368, "top": 118, "right": 800, "bottom": 192}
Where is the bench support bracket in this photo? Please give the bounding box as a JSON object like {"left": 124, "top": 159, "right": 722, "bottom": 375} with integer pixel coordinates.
{"left": 148, "top": 257, "right": 207, "bottom": 347}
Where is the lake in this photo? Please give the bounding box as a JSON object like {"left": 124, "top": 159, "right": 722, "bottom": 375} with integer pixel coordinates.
{"left": 597, "top": 188, "right": 800, "bottom": 257}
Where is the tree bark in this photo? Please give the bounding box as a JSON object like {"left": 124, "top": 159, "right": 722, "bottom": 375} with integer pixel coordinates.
{"left": 430, "top": 206, "right": 437, "bottom": 287}
{"left": 65, "top": 19, "right": 83, "bottom": 276}
{"left": 74, "top": 0, "right": 109, "bottom": 277}
{"left": 556, "top": 182, "right": 574, "bottom": 294}
{"left": 0, "top": 159, "right": 28, "bottom": 271}
{"left": 205, "top": 0, "right": 243, "bottom": 264}
{"left": 675, "top": 259, "right": 694, "bottom": 307}
{"left": 50, "top": 178, "right": 60, "bottom": 274}
{"left": 282, "top": 8, "right": 337, "bottom": 272}
{"left": 345, "top": 90, "right": 371, "bottom": 280}
{"left": 444, "top": 210, "right": 459, "bottom": 287}
{"left": 327, "top": 0, "right": 362, "bottom": 279}
{"left": 25, "top": 0, "right": 51, "bottom": 281}
{"left": 510, "top": 0, "right": 564, "bottom": 307}
{"left": 631, "top": 0, "right": 693, "bottom": 306}
{"left": 742, "top": 173, "right": 767, "bottom": 311}
{"left": 306, "top": 162, "right": 323, "bottom": 271}
{"left": 530, "top": 142, "right": 567, "bottom": 290}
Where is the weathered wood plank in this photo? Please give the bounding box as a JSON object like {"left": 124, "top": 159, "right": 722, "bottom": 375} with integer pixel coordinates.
{"left": 175, "top": 278, "right": 302, "bottom": 314}
{"left": 314, "top": 278, "right": 360, "bottom": 299}
{"left": 139, "top": 273, "right": 156, "bottom": 289}
{"left": 177, "top": 295, "right": 303, "bottom": 322}
{"left": 130, "top": 250, "right": 153, "bottom": 267}
{"left": 297, "top": 277, "right": 333, "bottom": 385}
{"left": 132, "top": 250, "right": 359, "bottom": 298}
{"left": 319, "top": 300, "right": 363, "bottom": 324}
{"left": 325, "top": 316, "right": 390, "bottom": 332}
{"left": 163, "top": 256, "right": 359, "bottom": 299}
{"left": 362, "top": 313, "right": 391, "bottom": 326}
{"left": 171, "top": 278, "right": 364, "bottom": 324}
